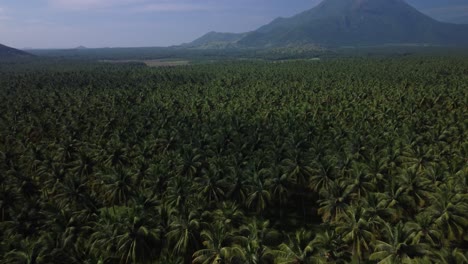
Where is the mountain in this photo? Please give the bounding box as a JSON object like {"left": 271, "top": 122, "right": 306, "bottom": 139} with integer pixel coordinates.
{"left": 0, "top": 44, "right": 34, "bottom": 59}
{"left": 183, "top": 31, "right": 249, "bottom": 49}
{"left": 190, "top": 0, "right": 468, "bottom": 48}
{"left": 449, "top": 15, "right": 468, "bottom": 24}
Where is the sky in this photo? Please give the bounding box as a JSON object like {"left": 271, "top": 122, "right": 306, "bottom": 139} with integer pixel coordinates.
{"left": 0, "top": 0, "right": 467, "bottom": 49}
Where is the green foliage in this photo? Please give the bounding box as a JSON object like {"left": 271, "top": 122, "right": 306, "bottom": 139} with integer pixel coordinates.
{"left": 0, "top": 57, "right": 467, "bottom": 263}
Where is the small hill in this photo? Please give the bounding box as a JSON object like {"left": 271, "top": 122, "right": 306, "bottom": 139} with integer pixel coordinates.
{"left": 0, "top": 44, "right": 34, "bottom": 60}
{"left": 183, "top": 31, "right": 249, "bottom": 49}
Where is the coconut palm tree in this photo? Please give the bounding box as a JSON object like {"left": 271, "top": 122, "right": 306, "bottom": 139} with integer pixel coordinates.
{"left": 102, "top": 168, "right": 135, "bottom": 208}
{"left": 432, "top": 248, "right": 468, "bottom": 264}
{"left": 226, "top": 168, "right": 250, "bottom": 205}
{"left": 213, "top": 201, "right": 245, "bottom": 231}
{"left": 309, "top": 156, "right": 336, "bottom": 194}
{"left": 370, "top": 222, "right": 430, "bottom": 264}
{"left": 407, "top": 213, "right": 442, "bottom": 247}
{"left": 3, "top": 237, "right": 51, "bottom": 264}
{"left": 166, "top": 211, "right": 202, "bottom": 264}
{"left": 235, "top": 220, "right": 272, "bottom": 264}
{"left": 426, "top": 184, "right": 468, "bottom": 242}
{"left": 311, "top": 230, "right": 350, "bottom": 263}
{"left": 176, "top": 147, "right": 203, "bottom": 179}
{"left": 335, "top": 207, "right": 375, "bottom": 262}
{"left": 317, "top": 181, "right": 351, "bottom": 223}
{"left": 194, "top": 169, "right": 226, "bottom": 206}
{"left": 192, "top": 223, "right": 245, "bottom": 264}
{"left": 246, "top": 173, "right": 271, "bottom": 216}
{"left": 115, "top": 215, "right": 161, "bottom": 264}
{"left": 270, "top": 229, "right": 325, "bottom": 264}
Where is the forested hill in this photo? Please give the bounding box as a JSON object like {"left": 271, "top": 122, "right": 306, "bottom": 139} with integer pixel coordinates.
{"left": 191, "top": 0, "right": 468, "bottom": 48}
{"left": 0, "top": 44, "right": 33, "bottom": 60}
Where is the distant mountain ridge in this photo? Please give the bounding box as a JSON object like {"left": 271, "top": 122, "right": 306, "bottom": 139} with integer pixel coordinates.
{"left": 188, "top": 0, "right": 468, "bottom": 48}
{"left": 0, "top": 44, "right": 33, "bottom": 59}
{"left": 183, "top": 31, "right": 249, "bottom": 49}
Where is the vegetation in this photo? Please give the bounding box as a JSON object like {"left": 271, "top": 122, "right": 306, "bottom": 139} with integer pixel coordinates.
{"left": 0, "top": 57, "right": 467, "bottom": 263}
{"left": 0, "top": 44, "right": 34, "bottom": 61}
{"left": 208, "top": 0, "right": 468, "bottom": 48}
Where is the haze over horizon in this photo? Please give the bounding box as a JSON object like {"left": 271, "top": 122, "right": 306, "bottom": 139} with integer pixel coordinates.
{"left": 0, "top": 0, "right": 467, "bottom": 49}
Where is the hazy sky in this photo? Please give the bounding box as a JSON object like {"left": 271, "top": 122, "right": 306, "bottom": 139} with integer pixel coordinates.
{"left": 0, "top": 0, "right": 466, "bottom": 49}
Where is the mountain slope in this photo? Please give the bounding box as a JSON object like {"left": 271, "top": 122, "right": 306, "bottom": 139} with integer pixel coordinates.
{"left": 183, "top": 31, "right": 249, "bottom": 49}
{"left": 0, "top": 44, "right": 34, "bottom": 59}
{"left": 188, "top": 0, "right": 468, "bottom": 48}
{"left": 238, "top": 0, "right": 468, "bottom": 47}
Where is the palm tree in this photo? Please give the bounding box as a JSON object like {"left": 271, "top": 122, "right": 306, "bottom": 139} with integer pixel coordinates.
{"left": 407, "top": 213, "right": 442, "bottom": 247}
{"left": 115, "top": 215, "right": 161, "bottom": 264}
{"left": 270, "top": 229, "right": 325, "bottom": 264}
{"left": 344, "top": 162, "right": 374, "bottom": 201}
{"left": 103, "top": 144, "right": 131, "bottom": 168}
{"left": 166, "top": 175, "right": 193, "bottom": 214}
{"left": 335, "top": 207, "right": 375, "bottom": 262}
{"left": 370, "top": 222, "right": 429, "bottom": 264}
{"left": 426, "top": 184, "right": 468, "bottom": 242}
{"left": 103, "top": 168, "right": 135, "bottom": 208}
{"left": 226, "top": 168, "right": 250, "bottom": 205}
{"left": 311, "top": 230, "right": 350, "bottom": 263}
{"left": 236, "top": 220, "right": 273, "bottom": 264}
{"left": 264, "top": 165, "right": 289, "bottom": 220}
{"left": 381, "top": 179, "right": 413, "bottom": 222}
{"left": 69, "top": 152, "right": 96, "bottom": 179}
{"left": 213, "top": 201, "right": 245, "bottom": 231}
{"left": 433, "top": 248, "right": 468, "bottom": 264}
{"left": 281, "top": 150, "right": 313, "bottom": 188}
{"left": 176, "top": 147, "right": 203, "bottom": 178}
{"left": 3, "top": 237, "right": 51, "bottom": 264}
{"left": 317, "top": 181, "right": 351, "bottom": 223}
{"left": 397, "top": 167, "right": 429, "bottom": 208}
{"left": 166, "top": 211, "right": 201, "bottom": 264}
{"left": 194, "top": 169, "right": 226, "bottom": 206}
{"left": 90, "top": 204, "right": 130, "bottom": 261}
{"left": 246, "top": 173, "right": 271, "bottom": 216}
{"left": 192, "top": 223, "right": 245, "bottom": 264}
{"left": 363, "top": 192, "right": 395, "bottom": 229}
{"left": 364, "top": 155, "right": 388, "bottom": 187}
{"left": 54, "top": 177, "right": 95, "bottom": 211}
{"left": 309, "top": 156, "right": 336, "bottom": 194}
{"left": 400, "top": 145, "right": 436, "bottom": 173}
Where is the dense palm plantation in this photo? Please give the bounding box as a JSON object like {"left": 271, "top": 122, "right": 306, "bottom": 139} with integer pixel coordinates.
{"left": 0, "top": 57, "right": 467, "bottom": 263}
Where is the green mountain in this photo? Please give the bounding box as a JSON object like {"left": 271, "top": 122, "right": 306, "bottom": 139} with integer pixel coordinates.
{"left": 0, "top": 44, "right": 33, "bottom": 59}
{"left": 184, "top": 31, "right": 249, "bottom": 49}
{"left": 191, "top": 0, "right": 468, "bottom": 48}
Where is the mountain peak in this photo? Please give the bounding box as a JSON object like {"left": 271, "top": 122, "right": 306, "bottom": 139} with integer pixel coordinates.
{"left": 188, "top": 0, "right": 468, "bottom": 48}
{"left": 237, "top": 0, "right": 468, "bottom": 47}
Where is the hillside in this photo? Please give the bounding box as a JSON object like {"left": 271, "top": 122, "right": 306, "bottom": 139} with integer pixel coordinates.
{"left": 190, "top": 0, "right": 468, "bottom": 48}
{"left": 0, "top": 44, "right": 34, "bottom": 59}
{"left": 183, "top": 31, "right": 249, "bottom": 49}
